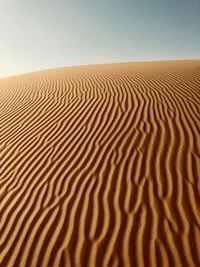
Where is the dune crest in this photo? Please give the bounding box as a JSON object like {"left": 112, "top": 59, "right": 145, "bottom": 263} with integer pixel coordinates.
{"left": 0, "top": 61, "right": 200, "bottom": 267}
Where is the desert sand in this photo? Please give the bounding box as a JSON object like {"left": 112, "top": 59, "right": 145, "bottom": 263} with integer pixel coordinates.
{"left": 0, "top": 60, "right": 200, "bottom": 267}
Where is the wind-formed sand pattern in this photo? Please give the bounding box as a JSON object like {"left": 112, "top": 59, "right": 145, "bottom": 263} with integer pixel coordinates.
{"left": 0, "top": 60, "right": 200, "bottom": 267}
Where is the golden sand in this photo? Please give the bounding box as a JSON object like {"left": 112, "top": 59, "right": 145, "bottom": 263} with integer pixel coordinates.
{"left": 0, "top": 61, "right": 200, "bottom": 267}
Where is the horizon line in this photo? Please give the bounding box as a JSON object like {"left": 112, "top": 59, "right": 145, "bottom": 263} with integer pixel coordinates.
{"left": 1, "top": 58, "right": 200, "bottom": 80}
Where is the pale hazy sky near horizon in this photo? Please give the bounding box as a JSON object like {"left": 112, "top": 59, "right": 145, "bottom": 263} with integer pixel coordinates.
{"left": 0, "top": 0, "right": 200, "bottom": 78}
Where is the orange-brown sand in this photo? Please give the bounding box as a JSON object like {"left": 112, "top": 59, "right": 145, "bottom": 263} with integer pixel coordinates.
{"left": 0, "top": 61, "right": 200, "bottom": 267}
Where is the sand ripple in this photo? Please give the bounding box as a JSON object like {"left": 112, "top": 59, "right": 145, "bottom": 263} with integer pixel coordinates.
{"left": 0, "top": 61, "right": 200, "bottom": 267}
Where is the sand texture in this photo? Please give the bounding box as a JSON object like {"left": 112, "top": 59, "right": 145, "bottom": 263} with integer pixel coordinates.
{"left": 0, "top": 61, "right": 200, "bottom": 267}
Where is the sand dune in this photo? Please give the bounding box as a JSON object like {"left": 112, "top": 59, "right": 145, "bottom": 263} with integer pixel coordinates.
{"left": 0, "top": 60, "right": 200, "bottom": 267}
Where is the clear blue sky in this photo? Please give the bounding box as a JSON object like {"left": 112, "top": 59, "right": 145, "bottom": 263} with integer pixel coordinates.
{"left": 0, "top": 0, "right": 200, "bottom": 78}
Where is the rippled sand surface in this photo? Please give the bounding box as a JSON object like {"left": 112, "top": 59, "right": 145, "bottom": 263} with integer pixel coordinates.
{"left": 1, "top": 61, "right": 200, "bottom": 267}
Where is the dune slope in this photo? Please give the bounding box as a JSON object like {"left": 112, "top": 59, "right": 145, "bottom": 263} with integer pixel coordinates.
{"left": 0, "top": 61, "right": 200, "bottom": 267}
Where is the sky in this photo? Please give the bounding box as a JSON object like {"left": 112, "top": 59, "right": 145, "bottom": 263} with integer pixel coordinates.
{"left": 0, "top": 0, "right": 200, "bottom": 78}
